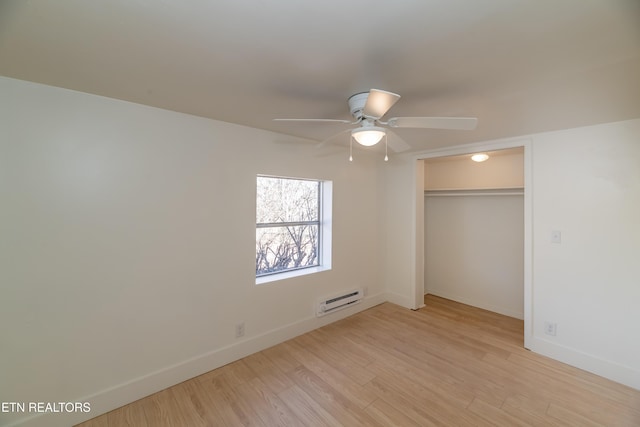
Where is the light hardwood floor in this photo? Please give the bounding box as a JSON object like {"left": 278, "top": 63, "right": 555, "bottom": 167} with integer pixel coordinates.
{"left": 77, "top": 295, "right": 640, "bottom": 426}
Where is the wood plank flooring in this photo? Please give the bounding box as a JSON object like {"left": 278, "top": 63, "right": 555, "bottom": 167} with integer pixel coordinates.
{"left": 77, "top": 295, "right": 640, "bottom": 426}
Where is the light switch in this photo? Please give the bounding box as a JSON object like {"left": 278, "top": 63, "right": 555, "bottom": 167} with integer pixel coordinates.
{"left": 551, "top": 230, "right": 562, "bottom": 244}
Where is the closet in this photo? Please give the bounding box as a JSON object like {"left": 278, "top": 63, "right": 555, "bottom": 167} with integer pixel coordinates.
{"left": 424, "top": 148, "right": 524, "bottom": 319}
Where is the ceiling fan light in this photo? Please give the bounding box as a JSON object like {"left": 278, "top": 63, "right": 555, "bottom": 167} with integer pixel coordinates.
{"left": 352, "top": 127, "right": 385, "bottom": 146}
{"left": 471, "top": 153, "right": 489, "bottom": 162}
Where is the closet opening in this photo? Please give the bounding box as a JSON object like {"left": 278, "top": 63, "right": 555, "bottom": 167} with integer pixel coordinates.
{"left": 423, "top": 147, "right": 525, "bottom": 321}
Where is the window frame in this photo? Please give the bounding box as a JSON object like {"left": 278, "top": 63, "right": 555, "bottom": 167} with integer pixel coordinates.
{"left": 255, "top": 175, "right": 332, "bottom": 284}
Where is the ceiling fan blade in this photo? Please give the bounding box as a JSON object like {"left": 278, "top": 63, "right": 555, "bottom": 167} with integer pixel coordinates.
{"left": 273, "top": 118, "right": 352, "bottom": 124}
{"left": 387, "top": 117, "right": 478, "bottom": 130}
{"left": 385, "top": 130, "right": 412, "bottom": 153}
{"left": 316, "top": 128, "right": 351, "bottom": 149}
{"left": 362, "top": 89, "right": 401, "bottom": 119}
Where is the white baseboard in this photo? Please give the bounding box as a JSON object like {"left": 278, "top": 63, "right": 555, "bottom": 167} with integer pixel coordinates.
{"left": 384, "top": 291, "right": 415, "bottom": 309}
{"left": 425, "top": 290, "right": 524, "bottom": 320}
{"left": 529, "top": 336, "right": 640, "bottom": 391}
{"left": 5, "top": 293, "right": 387, "bottom": 427}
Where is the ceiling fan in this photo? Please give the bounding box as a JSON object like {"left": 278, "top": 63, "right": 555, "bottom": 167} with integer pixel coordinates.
{"left": 274, "top": 89, "right": 478, "bottom": 159}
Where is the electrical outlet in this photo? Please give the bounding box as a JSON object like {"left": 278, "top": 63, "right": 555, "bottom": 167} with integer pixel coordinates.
{"left": 235, "top": 322, "right": 245, "bottom": 338}
{"left": 544, "top": 321, "right": 557, "bottom": 336}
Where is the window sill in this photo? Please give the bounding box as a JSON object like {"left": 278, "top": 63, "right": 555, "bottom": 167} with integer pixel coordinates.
{"left": 255, "top": 265, "right": 331, "bottom": 285}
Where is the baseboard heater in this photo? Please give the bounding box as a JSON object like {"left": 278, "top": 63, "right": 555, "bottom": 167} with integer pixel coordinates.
{"left": 316, "top": 288, "right": 364, "bottom": 317}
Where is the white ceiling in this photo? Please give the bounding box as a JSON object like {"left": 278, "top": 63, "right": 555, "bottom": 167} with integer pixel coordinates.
{"left": 1, "top": 0, "right": 639, "bottom": 152}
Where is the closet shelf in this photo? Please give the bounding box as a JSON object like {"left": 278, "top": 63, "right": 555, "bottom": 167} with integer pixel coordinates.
{"left": 425, "top": 188, "right": 524, "bottom": 197}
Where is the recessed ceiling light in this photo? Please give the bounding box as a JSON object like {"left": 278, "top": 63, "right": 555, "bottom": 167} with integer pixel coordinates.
{"left": 471, "top": 153, "right": 489, "bottom": 162}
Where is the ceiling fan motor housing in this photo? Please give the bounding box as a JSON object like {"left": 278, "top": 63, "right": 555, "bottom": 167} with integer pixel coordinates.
{"left": 348, "top": 92, "right": 370, "bottom": 120}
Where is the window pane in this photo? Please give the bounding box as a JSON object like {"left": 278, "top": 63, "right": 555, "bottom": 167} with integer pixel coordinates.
{"left": 257, "top": 177, "right": 319, "bottom": 223}
{"left": 256, "top": 225, "right": 319, "bottom": 275}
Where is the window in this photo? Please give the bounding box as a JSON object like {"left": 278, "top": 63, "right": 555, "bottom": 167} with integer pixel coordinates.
{"left": 256, "top": 175, "right": 331, "bottom": 282}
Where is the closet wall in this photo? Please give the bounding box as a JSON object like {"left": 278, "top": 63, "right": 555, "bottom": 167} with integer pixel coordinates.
{"left": 424, "top": 148, "right": 524, "bottom": 319}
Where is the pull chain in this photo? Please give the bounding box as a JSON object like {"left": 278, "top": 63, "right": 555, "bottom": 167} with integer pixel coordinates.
{"left": 349, "top": 136, "right": 353, "bottom": 162}
{"left": 384, "top": 133, "right": 389, "bottom": 161}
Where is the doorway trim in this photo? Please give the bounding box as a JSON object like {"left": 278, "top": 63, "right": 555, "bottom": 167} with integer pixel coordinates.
{"left": 410, "top": 137, "right": 533, "bottom": 349}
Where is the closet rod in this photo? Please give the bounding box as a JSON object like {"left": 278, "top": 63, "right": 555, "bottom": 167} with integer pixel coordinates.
{"left": 425, "top": 190, "right": 524, "bottom": 197}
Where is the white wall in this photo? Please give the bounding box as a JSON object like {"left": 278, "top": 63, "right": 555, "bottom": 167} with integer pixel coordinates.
{"left": 530, "top": 120, "right": 640, "bottom": 387}
{"left": 383, "top": 118, "right": 640, "bottom": 390}
{"left": 380, "top": 156, "right": 419, "bottom": 309}
{"left": 424, "top": 194, "right": 524, "bottom": 319}
{"left": 0, "top": 77, "right": 386, "bottom": 427}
